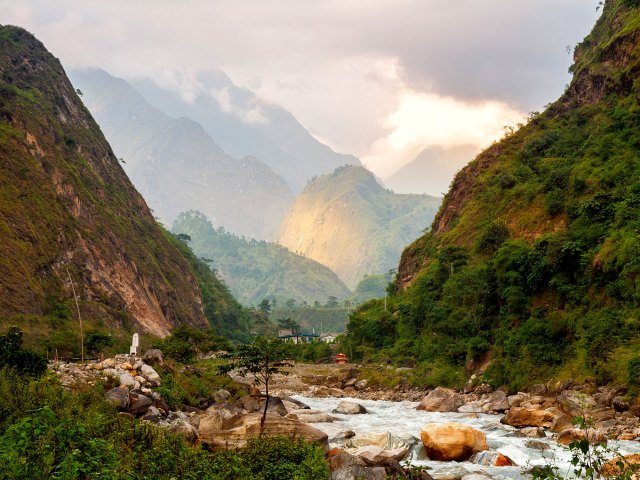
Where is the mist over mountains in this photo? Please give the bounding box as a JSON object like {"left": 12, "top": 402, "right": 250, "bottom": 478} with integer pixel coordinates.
{"left": 70, "top": 69, "right": 293, "bottom": 239}
{"left": 130, "top": 70, "right": 360, "bottom": 194}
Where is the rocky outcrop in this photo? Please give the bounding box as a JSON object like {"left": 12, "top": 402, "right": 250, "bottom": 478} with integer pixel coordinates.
{"left": 420, "top": 422, "right": 488, "bottom": 461}
{"left": 345, "top": 432, "right": 412, "bottom": 462}
{"left": 469, "top": 450, "right": 516, "bottom": 467}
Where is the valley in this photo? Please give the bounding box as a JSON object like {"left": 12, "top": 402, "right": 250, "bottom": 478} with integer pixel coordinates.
{"left": 2, "top": 1, "right": 640, "bottom": 478}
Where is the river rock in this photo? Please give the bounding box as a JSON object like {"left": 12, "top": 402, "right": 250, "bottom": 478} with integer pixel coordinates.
{"left": 119, "top": 372, "right": 137, "bottom": 389}
{"left": 287, "top": 410, "right": 339, "bottom": 423}
{"left": 613, "top": 396, "right": 630, "bottom": 412}
{"left": 105, "top": 387, "right": 130, "bottom": 410}
{"left": 417, "top": 387, "right": 464, "bottom": 413}
{"left": 420, "top": 422, "right": 488, "bottom": 461}
{"left": 333, "top": 400, "right": 367, "bottom": 414}
{"left": 331, "top": 430, "right": 356, "bottom": 442}
{"left": 142, "top": 349, "right": 164, "bottom": 366}
{"left": 501, "top": 407, "right": 556, "bottom": 427}
{"left": 312, "top": 386, "right": 347, "bottom": 398}
{"left": 346, "top": 432, "right": 411, "bottom": 461}
{"left": 557, "top": 390, "right": 598, "bottom": 416}
{"left": 199, "top": 412, "right": 328, "bottom": 450}
{"left": 556, "top": 428, "right": 607, "bottom": 446}
{"left": 482, "top": 391, "right": 510, "bottom": 412}
{"left": 550, "top": 413, "right": 574, "bottom": 433}
{"left": 469, "top": 450, "right": 516, "bottom": 466}
{"left": 140, "top": 364, "right": 161, "bottom": 385}
{"left": 525, "top": 440, "right": 549, "bottom": 451}
{"left": 429, "top": 465, "right": 471, "bottom": 479}
{"left": 235, "top": 395, "right": 288, "bottom": 416}
{"left": 328, "top": 449, "right": 386, "bottom": 480}
{"left": 600, "top": 453, "right": 640, "bottom": 478}
{"left": 168, "top": 419, "right": 199, "bottom": 444}
{"left": 127, "top": 392, "right": 153, "bottom": 416}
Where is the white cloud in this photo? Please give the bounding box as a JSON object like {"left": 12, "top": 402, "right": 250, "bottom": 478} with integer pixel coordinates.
{"left": 363, "top": 90, "right": 523, "bottom": 177}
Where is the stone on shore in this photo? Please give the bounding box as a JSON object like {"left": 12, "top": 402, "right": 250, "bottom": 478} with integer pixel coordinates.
{"left": 198, "top": 412, "right": 328, "bottom": 450}
{"left": 501, "top": 407, "right": 556, "bottom": 428}
{"left": 416, "top": 387, "right": 464, "bottom": 413}
{"left": 420, "top": 422, "right": 488, "bottom": 461}
{"left": 469, "top": 450, "right": 516, "bottom": 466}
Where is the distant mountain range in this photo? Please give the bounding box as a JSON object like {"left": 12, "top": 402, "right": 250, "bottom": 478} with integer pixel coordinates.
{"left": 384, "top": 145, "right": 479, "bottom": 196}
{"left": 130, "top": 70, "right": 360, "bottom": 193}
{"left": 277, "top": 166, "right": 442, "bottom": 288}
{"left": 70, "top": 69, "right": 293, "bottom": 239}
{"left": 172, "top": 211, "right": 351, "bottom": 306}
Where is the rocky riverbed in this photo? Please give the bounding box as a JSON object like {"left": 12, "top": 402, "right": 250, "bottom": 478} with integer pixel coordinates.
{"left": 51, "top": 357, "right": 640, "bottom": 479}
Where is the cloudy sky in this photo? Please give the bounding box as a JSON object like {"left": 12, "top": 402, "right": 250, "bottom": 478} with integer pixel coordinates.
{"left": 0, "top": 0, "right": 600, "bottom": 177}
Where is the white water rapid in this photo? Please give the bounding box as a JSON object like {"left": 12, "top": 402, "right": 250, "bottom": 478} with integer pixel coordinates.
{"left": 295, "top": 395, "right": 640, "bottom": 479}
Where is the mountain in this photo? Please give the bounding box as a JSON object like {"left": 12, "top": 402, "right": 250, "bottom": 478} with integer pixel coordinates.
{"left": 0, "top": 25, "right": 244, "bottom": 339}
{"left": 277, "top": 165, "right": 442, "bottom": 288}
{"left": 345, "top": 0, "right": 640, "bottom": 389}
{"left": 384, "top": 145, "right": 479, "bottom": 196}
{"left": 131, "top": 71, "right": 360, "bottom": 193}
{"left": 69, "top": 69, "right": 293, "bottom": 239}
{"left": 171, "top": 211, "right": 351, "bottom": 306}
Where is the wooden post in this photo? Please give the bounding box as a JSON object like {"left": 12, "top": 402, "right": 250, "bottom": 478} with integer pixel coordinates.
{"left": 65, "top": 266, "right": 84, "bottom": 362}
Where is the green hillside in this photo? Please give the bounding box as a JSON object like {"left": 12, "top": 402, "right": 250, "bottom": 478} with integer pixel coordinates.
{"left": 172, "top": 211, "right": 351, "bottom": 307}
{"left": 345, "top": 0, "right": 640, "bottom": 390}
{"left": 277, "top": 165, "right": 442, "bottom": 288}
{"left": 0, "top": 26, "right": 245, "bottom": 348}
{"left": 270, "top": 307, "right": 350, "bottom": 335}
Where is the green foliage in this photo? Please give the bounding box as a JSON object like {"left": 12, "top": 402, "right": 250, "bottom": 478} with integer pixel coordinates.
{"left": 270, "top": 306, "right": 350, "bottom": 335}
{"left": 85, "top": 330, "right": 115, "bottom": 357}
{"left": 344, "top": 2, "right": 640, "bottom": 390}
{"left": 0, "top": 371, "right": 329, "bottom": 479}
{"left": 0, "top": 326, "right": 47, "bottom": 376}
{"left": 529, "top": 417, "right": 640, "bottom": 479}
{"left": 154, "top": 325, "right": 232, "bottom": 364}
{"left": 171, "top": 211, "right": 351, "bottom": 307}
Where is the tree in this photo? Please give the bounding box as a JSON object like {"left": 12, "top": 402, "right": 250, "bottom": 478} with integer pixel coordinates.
{"left": 85, "top": 331, "right": 114, "bottom": 357}
{"left": 177, "top": 233, "right": 192, "bottom": 242}
{"left": 219, "top": 337, "right": 292, "bottom": 432}
{"left": 0, "top": 326, "right": 47, "bottom": 376}
{"left": 258, "top": 299, "right": 271, "bottom": 313}
{"left": 326, "top": 296, "right": 339, "bottom": 308}
{"left": 285, "top": 298, "right": 296, "bottom": 309}
{"left": 277, "top": 318, "right": 300, "bottom": 334}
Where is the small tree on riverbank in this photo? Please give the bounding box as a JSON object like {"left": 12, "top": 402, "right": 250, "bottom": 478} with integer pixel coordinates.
{"left": 219, "top": 336, "right": 292, "bottom": 432}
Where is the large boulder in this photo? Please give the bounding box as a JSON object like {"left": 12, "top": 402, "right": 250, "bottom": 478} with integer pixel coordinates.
{"left": 127, "top": 392, "right": 153, "bottom": 416}
{"left": 501, "top": 407, "right": 556, "bottom": 428}
{"left": 416, "top": 387, "right": 464, "bottom": 413}
{"left": 235, "top": 395, "right": 288, "bottom": 417}
{"left": 420, "top": 422, "right": 488, "bottom": 461}
{"left": 333, "top": 400, "right": 367, "bottom": 415}
{"left": 168, "top": 419, "right": 199, "bottom": 445}
{"left": 105, "top": 387, "right": 129, "bottom": 410}
{"left": 556, "top": 428, "right": 607, "bottom": 446}
{"left": 142, "top": 349, "right": 164, "bottom": 366}
{"left": 557, "top": 391, "right": 598, "bottom": 417}
{"left": 140, "top": 364, "right": 161, "bottom": 386}
{"left": 328, "top": 449, "right": 386, "bottom": 480}
{"left": 600, "top": 453, "right": 640, "bottom": 479}
{"left": 199, "top": 412, "right": 328, "bottom": 450}
{"left": 345, "top": 432, "right": 412, "bottom": 461}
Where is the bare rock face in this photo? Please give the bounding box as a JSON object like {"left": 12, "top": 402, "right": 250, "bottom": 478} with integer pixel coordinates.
{"left": 420, "top": 422, "right": 488, "bottom": 461}
{"left": 416, "top": 387, "right": 464, "bottom": 413}
{"left": 198, "top": 412, "right": 328, "bottom": 450}
{"left": 501, "top": 407, "right": 556, "bottom": 428}
{"left": 600, "top": 453, "right": 640, "bottom": 478}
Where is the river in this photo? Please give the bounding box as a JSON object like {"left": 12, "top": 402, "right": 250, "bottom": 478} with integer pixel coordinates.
{"left": 295, "top": 395, "right": 640, "bottom": 479}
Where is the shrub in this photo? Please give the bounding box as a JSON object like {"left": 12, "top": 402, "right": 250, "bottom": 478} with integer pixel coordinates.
{"left": 0, "top": 326, "right": 47, "bottom": 376}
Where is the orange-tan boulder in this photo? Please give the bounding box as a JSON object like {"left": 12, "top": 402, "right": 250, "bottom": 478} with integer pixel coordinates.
{"left": 416, "top": 387, "right": 464, "bottom": 412}
{"left": 501, "top": 407, "right": 556, "bottom": 428}
{"left": 420, "top": 422, "right": 488, "bottom": 461}
{"left": 600, "top": 453, "right": 640, "bottom": 479}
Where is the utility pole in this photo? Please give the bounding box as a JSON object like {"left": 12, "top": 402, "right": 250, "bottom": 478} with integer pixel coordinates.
{"left": 384, "top": 293, "right": 387, "bottom": 311}
{"left": 66, "top": 266, "right": 84, "bottom": 362}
